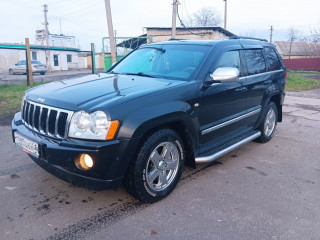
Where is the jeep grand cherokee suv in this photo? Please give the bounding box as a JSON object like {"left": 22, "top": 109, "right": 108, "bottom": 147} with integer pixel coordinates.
{"left": 12, "top": 37, "right": 286, "bottom": 203}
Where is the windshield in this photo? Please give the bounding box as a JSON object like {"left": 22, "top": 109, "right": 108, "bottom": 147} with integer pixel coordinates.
{"left": 110, "top": 44, "right": 211, "bottom": 80}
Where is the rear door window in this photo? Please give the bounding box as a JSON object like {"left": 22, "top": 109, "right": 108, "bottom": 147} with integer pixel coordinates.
{"left": 244, "top": 49, "right": 266, "bottom": 75}
{"left": 264, "top": 47, "right": 282, "bottom": 71}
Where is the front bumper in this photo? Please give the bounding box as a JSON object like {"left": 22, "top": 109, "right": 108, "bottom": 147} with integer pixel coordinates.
{"left": 11, "top": 112, "right": 129, "bottom": 190}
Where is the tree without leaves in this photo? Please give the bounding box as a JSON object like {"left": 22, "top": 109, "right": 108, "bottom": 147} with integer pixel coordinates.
{"left": 309, "top": 27, "right": 320, "bottom": 42}
{"left": 288, "top": 26, "right": 300, "bottom": 42}
{"left": 184, "top": 7, "right": 222, "bottom": 27}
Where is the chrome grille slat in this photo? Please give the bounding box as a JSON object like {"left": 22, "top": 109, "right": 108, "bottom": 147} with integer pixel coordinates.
{"left": 38, "top": 107, "right": 43, "bottom": 131}
{"left": 31, "top": 104, "right": 36, "bottom": 128}
{"left": 54, "top": 111, "right": 60, "bottom": 137}
{"left": 46, "top": 109, "right": 50, "bottom": 134}
{"left": 21, "top": 100, "right": 73, "bottom": 139}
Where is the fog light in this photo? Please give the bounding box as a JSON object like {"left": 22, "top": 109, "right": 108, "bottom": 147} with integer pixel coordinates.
{"left": 76, "top": 154, "right": 94, "bottom": 170}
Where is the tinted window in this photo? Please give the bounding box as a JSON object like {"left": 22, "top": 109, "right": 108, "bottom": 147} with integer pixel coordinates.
{"left": 216, "top": 51, "right": 241, "bottom": 72}
{"left": 264, "top": 47, "right": 281, "bottom": 71}
{"left": 244, "top": 50, "right": 266, "bottom": 75}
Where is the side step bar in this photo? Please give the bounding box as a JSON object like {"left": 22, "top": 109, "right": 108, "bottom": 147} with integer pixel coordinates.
{"left": 195, "top": 131, "right": 261, "bottom": 164}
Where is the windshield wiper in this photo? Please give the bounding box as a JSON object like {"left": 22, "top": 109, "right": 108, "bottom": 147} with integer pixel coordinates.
{"left": 122, "top": 72, "right": 156, "bottom": 78}
{"left": 141, "top": 47, "right": 166, "bottom": 54}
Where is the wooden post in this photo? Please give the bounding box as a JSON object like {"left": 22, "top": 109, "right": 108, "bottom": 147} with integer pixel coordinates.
{"left": 91, "top": 43, "right": 96, "bottom": 74}
{"left": 104, "top": 0, "right": 117, "bottom": 64}
{"left": 25, "top": 38, "right": 33, "bottom": 87}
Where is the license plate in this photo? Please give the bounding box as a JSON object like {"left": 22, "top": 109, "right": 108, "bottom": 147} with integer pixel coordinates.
{"left": 14, "top": 132, "right": 39, "bottom": 157}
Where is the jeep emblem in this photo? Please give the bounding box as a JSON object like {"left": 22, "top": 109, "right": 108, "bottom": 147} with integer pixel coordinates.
{"left": 37, "top": 97, "right": 45, "bottom": 103}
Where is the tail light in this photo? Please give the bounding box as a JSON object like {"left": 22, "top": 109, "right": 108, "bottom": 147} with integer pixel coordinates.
{"left": 33, "top": 65, "right": 38, "bottom": 68}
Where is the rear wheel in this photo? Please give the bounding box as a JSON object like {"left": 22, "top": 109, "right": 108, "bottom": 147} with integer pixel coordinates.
{"left": 257, "top": 102, "right": 278, "bottom": 143}
{"left": 124, "top": 128, "right": 185, "bottom": 203}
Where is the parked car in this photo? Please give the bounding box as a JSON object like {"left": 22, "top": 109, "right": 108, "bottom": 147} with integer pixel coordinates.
{"left": 9, "top": 60, "right": 47, "bottom": 75}
{"left": 12, "top": 37, "right": 286, "bottom": 203}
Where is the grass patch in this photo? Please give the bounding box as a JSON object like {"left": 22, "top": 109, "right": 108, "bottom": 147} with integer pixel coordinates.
{"left": 0, "top": 82, "right": 46, "bottom": 121}
{"left": 287, "top": 70, "right": 320, "bottom": 76}
{"left": 286, "top": 72, "right": 320, "bottom": 91}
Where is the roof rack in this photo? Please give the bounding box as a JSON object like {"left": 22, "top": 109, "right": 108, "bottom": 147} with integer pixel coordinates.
{"left": 229, "top": 36, "right": 268, "bottom": 42}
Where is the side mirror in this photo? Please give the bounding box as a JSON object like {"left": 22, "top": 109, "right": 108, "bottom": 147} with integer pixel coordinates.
{"left": 208, "top": 67, "right": 240, "bottom": 84}
{"left": 15, "top": 64, "right": 18, "bottom": 66}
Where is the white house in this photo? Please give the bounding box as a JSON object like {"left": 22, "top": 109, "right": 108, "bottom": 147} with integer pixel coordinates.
{"left": 0, "top": 43, "right": 89, "bottom": 73}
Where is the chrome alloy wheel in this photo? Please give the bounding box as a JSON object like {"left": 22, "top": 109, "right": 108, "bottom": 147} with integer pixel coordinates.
{"left": 145, "top": 142, "right": 180, "bottom": 192}
{"left": 264, "top": 108, "right": 276, "bottom": 137}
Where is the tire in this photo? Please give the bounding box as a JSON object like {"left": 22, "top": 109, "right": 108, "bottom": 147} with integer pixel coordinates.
{"left": 124, "top": 128, "right": 185, "bottom": 203}
{"left": 257, "top": 102, "right": 278, "bottom": 143}
{"left": 40, "top": 72, "right": 46, "bottom": 75}
{"left": 9, "top": 69, "right": 14, "bottom": 75}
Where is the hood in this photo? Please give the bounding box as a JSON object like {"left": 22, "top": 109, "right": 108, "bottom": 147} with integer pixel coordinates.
{"left": 26, "top": 73, "right": 184, "bottom": 111}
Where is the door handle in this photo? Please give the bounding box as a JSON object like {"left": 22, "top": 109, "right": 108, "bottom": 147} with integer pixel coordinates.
{"left": 235, "top": 86, "right": 247, "bottom": 92}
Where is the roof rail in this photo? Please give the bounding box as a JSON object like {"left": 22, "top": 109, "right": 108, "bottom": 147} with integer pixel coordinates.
{"left": 229, "top": 36, "right": 268, "bottom": 42}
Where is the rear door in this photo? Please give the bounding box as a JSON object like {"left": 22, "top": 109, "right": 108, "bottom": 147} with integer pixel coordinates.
{"left": 241, "top": 48, "right": 268, "bottom": 126}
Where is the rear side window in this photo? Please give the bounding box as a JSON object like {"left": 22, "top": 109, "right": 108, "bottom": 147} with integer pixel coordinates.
{"left": 264, "top": 47, "right": 282, "bottom": 71}
{"left": 216, "top": 51, "right": 241, "bottom": 72}
{"left": 244, "top": 49, "right": 266, "bottom": 75}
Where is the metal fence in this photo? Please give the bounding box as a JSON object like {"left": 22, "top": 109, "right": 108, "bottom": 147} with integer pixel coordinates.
{"left": 102, "top": 36, "right": 152, "bottom": 71}
{"left": 283, "top": 58, "right": 320, "bottom": 71}
{"left": 0, "top": 48, "right": 27, "bottom": 82}
{"left": 0, "top": 45, "right": 94, "bottom": 85}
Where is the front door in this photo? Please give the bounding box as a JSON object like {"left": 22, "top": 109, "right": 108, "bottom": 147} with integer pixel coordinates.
{"left": 199, "top": 50, "right": 247, "bottom": 145}
{"left": 53, "top": 55, "right": 59, "bottom": 67}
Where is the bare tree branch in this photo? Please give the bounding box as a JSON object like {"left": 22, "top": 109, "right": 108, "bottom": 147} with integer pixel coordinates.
{"left": 184, "top": 7, "right": 222, "bottom": 27}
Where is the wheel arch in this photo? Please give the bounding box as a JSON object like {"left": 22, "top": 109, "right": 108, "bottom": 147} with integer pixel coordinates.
{"left": 269, "top": 94, "right": 282, "bottom": 122}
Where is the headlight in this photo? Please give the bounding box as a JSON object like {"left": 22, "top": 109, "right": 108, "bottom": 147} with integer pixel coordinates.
{"left": 68, "top": 110, "right": 119, "bottom": 140}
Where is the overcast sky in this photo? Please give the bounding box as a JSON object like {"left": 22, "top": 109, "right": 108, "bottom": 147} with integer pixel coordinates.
{"left": 0, "top": 0, "right": 319, "bottom": 50}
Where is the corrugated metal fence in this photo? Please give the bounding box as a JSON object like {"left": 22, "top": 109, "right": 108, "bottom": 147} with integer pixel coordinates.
{"left": 283, "top": 58, "right": 320, "bottom": 71}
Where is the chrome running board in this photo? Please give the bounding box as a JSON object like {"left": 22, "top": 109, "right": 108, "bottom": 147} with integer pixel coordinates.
{"left": 195, "top": 131, "right": 261, "bottom": 164}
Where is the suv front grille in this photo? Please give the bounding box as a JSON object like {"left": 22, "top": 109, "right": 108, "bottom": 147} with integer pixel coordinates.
{"left": 21, "top": 100, "right": 73, "bottom": 139}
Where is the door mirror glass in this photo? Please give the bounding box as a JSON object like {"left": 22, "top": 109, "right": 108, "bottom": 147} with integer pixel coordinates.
{"left": 209, "top": 67, "right": 239, "bottom": 83}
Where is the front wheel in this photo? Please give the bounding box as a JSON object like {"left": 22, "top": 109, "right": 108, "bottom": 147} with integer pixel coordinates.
{"left": 9, "top": 69, "right": 14, "bottom": 75}
{"left": 257, "top": 102, "right": 278, "bottom": 143}
{"left": 124, "top": 129, "right": 185, "bottom": 203}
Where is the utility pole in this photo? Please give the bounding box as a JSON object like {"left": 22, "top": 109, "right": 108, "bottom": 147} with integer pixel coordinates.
{"left": 43, "top": 4, "right": 51, "bottom": 72}
{"left": 270, "top": 26, "right": 273, "bottom": 43}
{"left": 223, "top": 0, "right": 227, "bottom": 29}
{"left": 104, "top": 0, "right": 116, "bottom": 64}
{"left": 59, "top": 18, "right": 62, "bottom": 35}
{"left": 171, "top": 0, "right": 178, "bottom": 39}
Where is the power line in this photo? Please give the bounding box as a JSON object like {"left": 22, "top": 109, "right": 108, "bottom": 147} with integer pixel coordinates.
{"left": 60, "top": 0, "right": 103, "bottom": 17}
{"left": 176, "top": 4, "right": 204, "bottom": 36}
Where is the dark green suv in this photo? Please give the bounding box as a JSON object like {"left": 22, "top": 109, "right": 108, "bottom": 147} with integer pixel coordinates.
{"left": 12, "top": 37, "right": 286, "bottom": 202}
